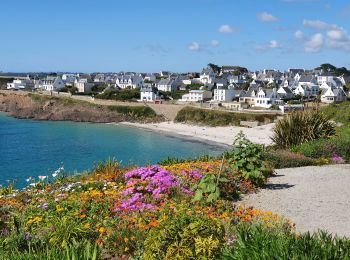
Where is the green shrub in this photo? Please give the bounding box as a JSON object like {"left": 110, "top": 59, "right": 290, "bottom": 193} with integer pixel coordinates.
{"left": 175, "top": 107, "right": 278, "bottom": 127}
{"left": 0, "top": 239, "right": 100, "bottom": 260}
{"left": 143, "top": 213, "right": 225, "bottom": 260}
{"left": 272, "top": 110, "right": 336, "bottom": 148}
{"left": 263, "top": 149, "right": 315, "bottom": 169}
{"left": 227, "top": 132, "right": 270, "bottom": 186}
{"left": 107, "top": 105, "right": 157, "bottom": 118}
{"left": 97, "top": 88, "right": 140, "bottom": 101}
{"left": 292, "top": 125, "right": 350, "bottom": 161}
{"left": 222, "top": 225, "right": 350, "bottom": 259}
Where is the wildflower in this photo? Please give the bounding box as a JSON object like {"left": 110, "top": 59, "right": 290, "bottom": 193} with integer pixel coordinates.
{"left": 99, "top": 227, "right": 105, "bottom": 234}
{"left": 84, "top": 223, "right": 91, "bottom": 229}
{"left": 38, "top": 176, "right": 47, "bottom": 181}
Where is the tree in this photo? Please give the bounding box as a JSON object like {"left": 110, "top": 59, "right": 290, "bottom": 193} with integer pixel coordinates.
{"left": 316, "top": 63, "right": 337, "bottom": 72}
{"left": 208, "top": 63, "right": 221, "bottom": 74}
{"left": 344, "top": 84, "right": 350, "bottom": 93}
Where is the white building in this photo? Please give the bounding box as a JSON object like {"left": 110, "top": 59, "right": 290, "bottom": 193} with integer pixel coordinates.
{"left": 7, "top": 78, "right": 33, "bottom": 90}
{"left": 37, "top": 76, "right": 64, "bottom": 91}
{"left": 116, "top": 75, "right": 143, "bottom": 89}
{"left": 254, "top": 88, "right": 283, "bottom": 108}
{"left": 213, "top": 85, "right": 235, "bottom": 102}
{"left": 199, "top": 67, "right": 216, "bottom": 84}
{"left": 75, "top": 80, "right": 94, "bottom": 93}
{"left": 181, "top": 90, "right": 212, "bottom": 102}
{"left": 156, "top": 78, "right": 176, "bottom": 92}
{"left": 321, "top": 88, "right": 347, "bottom": 103}
{"left": 144, "top": 74, "right": 156, "bottom": 82}
{"left": 277, "top": 86, "right": 294, "bottom": 99}
{"left": 139, "top": 86, "right": 159, "bottom": 102}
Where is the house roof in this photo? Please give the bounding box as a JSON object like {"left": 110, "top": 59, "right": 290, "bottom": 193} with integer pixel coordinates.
{"left": 157, "top": 78, "right": 173, "bottom": 85}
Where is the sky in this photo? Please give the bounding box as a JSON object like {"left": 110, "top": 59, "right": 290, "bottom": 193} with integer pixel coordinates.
{"left": 1, "top": 0, "right": 350, "bottom": 73}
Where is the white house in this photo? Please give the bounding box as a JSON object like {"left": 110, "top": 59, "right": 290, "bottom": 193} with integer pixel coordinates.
{"left": 277, "top": 86, "right": 294, "bottom": 99}
{"left": 116, "top": 75, "right": 143, "bottom": 89}
{"left": 37, "top": 76, "right": 64, "bottom": 91}
{"left": 139, "top": 86, "right": 159, "bottom": 102}
{"left": 253, "top": 88, "right": 283, "bottom": 108}
{"left": 143, "top": 74, "right": 156, "bottom": 82}
{"left": 213, "top": 85, "right": 235, "bottom": 102}
{"left": 181, "top": 90, "right": 212, "bottom": 102}
{"left": 317, "top": 72, "right": 336, "bottom": 85}
{"left": 62, "top": 74, "right": 77, "bottom": 84}
{"left": 294, "top": 84, "right": 319, "bottom": 97}
{"left": 199, "top": 67, "right": 216, "bottom": 84}
{"left": 321, "top": 88, "right": 347, "bottom": 103}
{"left": 156, "top": 78, "right": 176, "bottom": 92}
{"left": 7, "top": 78, "right": 33, "bottom": 90}
{"left": 75, "top": 80, "right": 94, "bottom": 93}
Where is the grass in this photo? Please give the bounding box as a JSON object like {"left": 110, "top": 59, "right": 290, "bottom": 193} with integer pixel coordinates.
{"left": 290, "top": 103, "right": 350, "bottom": 161}
{"left": 175, "top": 107, "right": 278, "bottom": 126}
{"left": 223, "top": 225, "right": 350, "bottom": 260}
{"left": 27, "top": 93, "right": 158, "bottom": 118}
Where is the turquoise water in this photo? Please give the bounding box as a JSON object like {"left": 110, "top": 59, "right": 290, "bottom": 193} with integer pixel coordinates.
{"left": 0, "top": 113, "right": 225, "bottom": 188}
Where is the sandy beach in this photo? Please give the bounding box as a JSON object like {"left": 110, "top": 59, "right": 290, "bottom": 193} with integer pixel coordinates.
{"left": 119, "top": 121, "right": 275, "bottom": 146}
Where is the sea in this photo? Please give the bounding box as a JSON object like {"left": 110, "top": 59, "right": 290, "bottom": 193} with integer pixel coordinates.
{"left": 0, "top": 113, "right": 225, "bottom": 188}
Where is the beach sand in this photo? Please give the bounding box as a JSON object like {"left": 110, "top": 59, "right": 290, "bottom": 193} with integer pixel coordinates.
{"left": 119, "top": 121, "right": 275, "bottom": 146}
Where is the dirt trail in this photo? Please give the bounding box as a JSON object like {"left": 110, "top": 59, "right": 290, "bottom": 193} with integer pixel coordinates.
{"left": 240, "top": 164, "right": 350, "bottom": 237}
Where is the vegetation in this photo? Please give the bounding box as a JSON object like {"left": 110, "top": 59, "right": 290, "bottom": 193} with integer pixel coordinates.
{"left": 263, "top": 149, "right": 317, "bottom": 169}
{"left": 289, "top": 102, "right": 350, "bottom": 162}
{"left": 272, "top": 110, "right": 336, "bottom": 148}
{"left": 315, "top": 63, "right": 350, "bottom": 76}
{"left": 1, "top": 131, "right": 349, "bottom": 258}
{"left": 223, "top": 224, "right": 350, "bottom": 259}
{"left": 97, "top": 89, "right": 140, "bottom": 101}
{"left": 175, "top": 107, "right": 278, "bottom": 126}
{"left": 107, "top": 105, "right": 157, "bottom": 118}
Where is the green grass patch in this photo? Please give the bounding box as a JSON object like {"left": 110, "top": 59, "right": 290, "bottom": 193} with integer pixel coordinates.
{"left": 175, "top": 107, "right": 278, "bottom": 126}
{"left": 321, "top": 101, "right": 350, "bottom": 124}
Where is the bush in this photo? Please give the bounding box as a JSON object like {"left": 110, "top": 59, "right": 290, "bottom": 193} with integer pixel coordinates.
{"left": 263, "top": 149, "right": 316, "bottom": 169}
{"left": 272, "top": 110, "right": 336, "bottom": 148}
{"left": 292, "top": 125, "right": 350, "bottom": 161}
{"left": 143, "top": 213, "right": 224, "bottom": 260}
{"left": 97, "top": 89, "right": 140, "bottom": 101}
{"left": 175, "top": 107, "right": 278, "bottom": 127}
{"left": 227, "top": 132, "right": 270, "bottom": 186}
{"left": 107, "top": 105, "right": 157, "bottom": 118}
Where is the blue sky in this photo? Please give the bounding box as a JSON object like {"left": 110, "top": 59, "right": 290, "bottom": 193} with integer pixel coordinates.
{"left": 1, "top": 0, "right": 350, "bottom": 72}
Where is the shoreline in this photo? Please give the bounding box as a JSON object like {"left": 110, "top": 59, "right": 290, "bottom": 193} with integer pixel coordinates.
{"left": 117, "top": 121, "right": 275, "bottom": 147}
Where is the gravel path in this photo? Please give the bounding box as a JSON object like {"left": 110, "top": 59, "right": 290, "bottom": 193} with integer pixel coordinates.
{"left": 240, "top": 164, "right": 350, "bottom": 237}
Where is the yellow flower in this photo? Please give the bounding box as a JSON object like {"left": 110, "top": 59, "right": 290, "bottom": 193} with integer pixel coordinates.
{"left": 99, "top": 227, "right": 105, "bottom": 234}
{"left": 124, "top": 237, "right": 129, "bottom": 243}
{"left": 124, "top": 247, "right": 129, "bottom": 252}
{"left": 84, "top": 223, "right": 91, "bottom": 229}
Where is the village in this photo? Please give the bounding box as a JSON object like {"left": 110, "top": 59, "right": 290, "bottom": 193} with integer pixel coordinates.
{"left": 3, "top": 63, "right": 350, "bottom": 112}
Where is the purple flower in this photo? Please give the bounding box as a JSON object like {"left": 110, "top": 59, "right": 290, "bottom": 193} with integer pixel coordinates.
{"left": 331, "top": 154, "right": 344, "bottom": 164}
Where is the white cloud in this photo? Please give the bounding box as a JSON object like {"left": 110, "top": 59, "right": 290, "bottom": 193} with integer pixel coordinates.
{"left": 299, "top": 20, "right": 350, "bottom": 52}
{"left": 269, "top": 40, "right": 281, "bottom": 48}
{"left": 304, "top": 33, "right": 323, "bottom": 52}
{"left": 188, "top": 42, "right": 201, "bottom": 52}
{"left": 211, "top": 40, "right": 220, "bottom": 47}
{"left": 256, "top": 40, "right": 281, "bottom": 52}
{"left": 326, "top": 29, "right": 350, "bottom": 51}
{"left": 257, "top": 12, "right": 278, "bottom": 22}
{"left": 218, "top": 24, "right": 234, "bottom": 33}
{"left": 294, "top": 30, "right": 304, "bottom": 40}
{"left": 303, "top": 19, "right": 338, "bottom": 30}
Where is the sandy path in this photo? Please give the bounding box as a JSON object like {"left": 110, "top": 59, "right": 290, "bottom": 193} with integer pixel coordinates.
{"left": 240, "top": 164, "right": 350, "bottom": 237}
